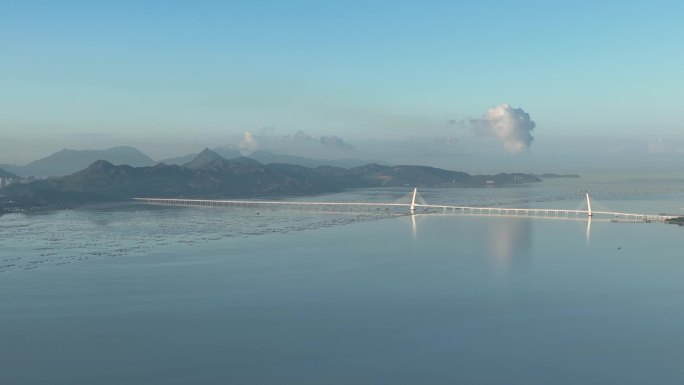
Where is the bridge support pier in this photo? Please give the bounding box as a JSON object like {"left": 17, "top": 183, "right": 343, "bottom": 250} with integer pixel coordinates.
{"left": 410, "top": 187, "right": 417, "bottom": 214}
{"left": 586, "top": 192, "right": 593, "bottom": 218}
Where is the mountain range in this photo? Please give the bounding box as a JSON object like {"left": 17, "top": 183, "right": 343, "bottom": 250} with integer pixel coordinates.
{"left": 1, "top": 146, "right": 385, "bottom": 177}
{"left": 160, "top": 145, "right": 385, "bottom": 169}
{"left": 0, "top": 167, "right": 19, "bottom": 179}
{"left": 0, "top": 146, "right": 155, "bottom": 177}
{"left": 0, "top": 148, "right": 541, "bottom": 209}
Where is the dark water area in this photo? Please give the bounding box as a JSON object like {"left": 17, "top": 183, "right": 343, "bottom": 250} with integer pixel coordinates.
{"left": 2, "top": 178, "right": 684, "bottom": 384}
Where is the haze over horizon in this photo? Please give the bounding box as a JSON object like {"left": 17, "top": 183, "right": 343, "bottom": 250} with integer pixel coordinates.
{"left": 2, "top": 1, "right": 683, "bottom": 172}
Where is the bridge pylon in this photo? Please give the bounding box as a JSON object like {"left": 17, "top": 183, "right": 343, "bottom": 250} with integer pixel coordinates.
{"left": 586, "top": 192, "right": 593, "bottom": 218}
{"left": 410, "top": 187, "right": 417, "bottom": 214}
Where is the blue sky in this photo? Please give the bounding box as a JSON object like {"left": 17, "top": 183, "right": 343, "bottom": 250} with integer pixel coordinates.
{"left": 1, "top": 0, "right": 683, "bottom": 169}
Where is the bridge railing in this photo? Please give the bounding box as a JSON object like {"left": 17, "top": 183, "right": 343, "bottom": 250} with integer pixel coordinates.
{"left": 132, "top": 197, "right": 678, "bottom": 223}
{"left": 132, "top": 197, "right": 412, "bottom": 214}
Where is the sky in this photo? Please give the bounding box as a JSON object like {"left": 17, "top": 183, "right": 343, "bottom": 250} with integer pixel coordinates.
{"left": 1, "top": 0, "right": 683, "bottom": 171}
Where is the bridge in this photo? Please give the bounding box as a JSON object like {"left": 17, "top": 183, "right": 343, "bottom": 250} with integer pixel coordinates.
{"left": 133, "top": 189, "right": 679, "bottom": 223}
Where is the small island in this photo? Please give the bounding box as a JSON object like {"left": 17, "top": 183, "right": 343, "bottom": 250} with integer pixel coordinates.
{"left": 533, "top": 173, "right": 581, "bottom": 179}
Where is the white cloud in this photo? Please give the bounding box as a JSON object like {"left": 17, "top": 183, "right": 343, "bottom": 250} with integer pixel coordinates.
{"left": 239, "top": 131, "right": 259, "bottom": 156}
{"left": 469, "top": 104, "right": 536, "bottom": 154}
{"left": 278, "top": 131, "right": 354, "bottom": 151}
{"left": 292, "top": 130, "right": 316, "bottom": 143}
{"left": 319, "top": 135, "right": 353, "bottom": 150}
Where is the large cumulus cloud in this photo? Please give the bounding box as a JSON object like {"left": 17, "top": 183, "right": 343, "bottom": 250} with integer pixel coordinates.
{"left": 469, "top": 104, "right": 536, "bottom": 153}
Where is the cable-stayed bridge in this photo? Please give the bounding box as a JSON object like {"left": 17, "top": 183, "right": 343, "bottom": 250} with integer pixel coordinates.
{"left": 133, "top": 189, "right": 679, "bottom": 223}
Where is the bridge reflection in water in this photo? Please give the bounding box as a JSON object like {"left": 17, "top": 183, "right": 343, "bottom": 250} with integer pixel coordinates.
{"left": 133, "top": 189, "right": 678, "bottom": 223}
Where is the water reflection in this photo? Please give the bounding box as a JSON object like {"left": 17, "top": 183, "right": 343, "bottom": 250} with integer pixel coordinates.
{"left": 586, "top": 218, "right": 592, "bottom": 246}
{"left": 484, "top": 218, "right": 532, "bottom": 272}
{"left": 409, "top": 215, "right": 532, "bottom": 272}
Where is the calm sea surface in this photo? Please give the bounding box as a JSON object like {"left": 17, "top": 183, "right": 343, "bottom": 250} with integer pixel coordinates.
{"left": 2, "top": 176, "right": 684, "bottom": 384}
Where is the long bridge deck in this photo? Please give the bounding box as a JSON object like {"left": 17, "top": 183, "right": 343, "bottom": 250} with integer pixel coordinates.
{"left": 132, "top": 195, "right": 679, "bottom": 223}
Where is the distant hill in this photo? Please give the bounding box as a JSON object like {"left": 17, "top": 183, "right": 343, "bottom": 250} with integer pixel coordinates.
{"left": 247, "top": 150, "right": 388, "bottom": 168}
{"left": 182, "top": 148, "right": 228, "bottom": 169}
{"left": 0, "top": 152, "right": 542, "bottom": 208}
{"left": 158, "top": 153, "right": 198, "bottom": 166}
{"left": 534, "top": 173, "right": 581, "bottom": 179}
{"left": 160, "top": 147, "right": 386, "bottom": 169}
{"left": 0, "top": 167, "right": 19, "bottom": 179}
{"left": 1, "top": 146, "right": 155, "bottom": 177}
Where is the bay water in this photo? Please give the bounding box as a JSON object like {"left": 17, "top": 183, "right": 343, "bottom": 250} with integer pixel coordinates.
{"left": 2, "top": 175, "right": 684, "bottom": 384}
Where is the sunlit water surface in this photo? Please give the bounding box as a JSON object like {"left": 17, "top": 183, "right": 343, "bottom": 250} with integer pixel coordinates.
{"left": 2, "top": 176, "right": 684, "bottom": 384}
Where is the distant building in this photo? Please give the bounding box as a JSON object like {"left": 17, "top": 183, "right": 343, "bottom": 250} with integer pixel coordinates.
{"left": 0, "top": 177, "right": 18, "bottom": 188}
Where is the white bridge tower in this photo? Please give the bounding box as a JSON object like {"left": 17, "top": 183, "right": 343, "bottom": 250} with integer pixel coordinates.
{"left": 586, "top": 192, "right": 593, "bottom": 218}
